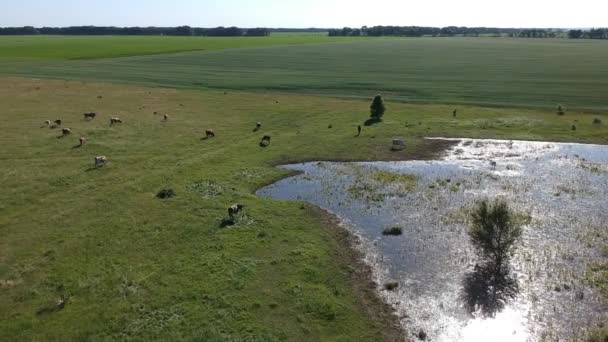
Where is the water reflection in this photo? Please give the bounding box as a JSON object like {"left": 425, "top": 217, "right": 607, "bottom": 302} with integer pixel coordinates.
{"left": 257, "top": 138, "right": 608, "bottom": 341}
{"left": 462, "top": 262, "right": 519, "bottom": 317}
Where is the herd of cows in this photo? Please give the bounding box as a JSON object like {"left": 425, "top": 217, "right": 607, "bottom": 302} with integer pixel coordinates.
{"left": 42, "top": 110, "right": 269, "bottom": 221}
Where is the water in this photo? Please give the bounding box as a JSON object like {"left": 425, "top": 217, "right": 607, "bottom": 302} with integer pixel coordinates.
{"left": 257, "top": 138, "right": 608, "bottom": 341}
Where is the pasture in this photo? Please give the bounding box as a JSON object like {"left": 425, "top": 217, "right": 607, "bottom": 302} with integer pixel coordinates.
{"left": 0, "top": 34, "right": 373, "bottom": 61}
{"left": 3, "top": 37, "right": 608, "bottom": 110}
{"left": 0, "top": 36, "right": 607, "bottom": 340}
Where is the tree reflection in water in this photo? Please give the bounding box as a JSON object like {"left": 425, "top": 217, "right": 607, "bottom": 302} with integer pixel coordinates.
{"left": 462, "top": 261, "right": 519, "bottom": 317}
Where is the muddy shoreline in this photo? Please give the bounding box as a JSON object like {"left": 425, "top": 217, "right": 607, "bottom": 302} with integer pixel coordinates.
{"left": 257, "top": 137, "right": 608, "bottom": 341}
{"left": 254, "top": 138, "right": 459, "bottom": 341}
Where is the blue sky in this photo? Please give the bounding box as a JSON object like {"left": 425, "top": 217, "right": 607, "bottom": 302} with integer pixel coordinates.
{"left": 1, "top": 0, "right": 606, "bottom": 28}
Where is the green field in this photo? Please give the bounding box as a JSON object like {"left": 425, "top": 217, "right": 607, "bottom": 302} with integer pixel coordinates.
{"left": 1, "top": 36, "right": 607, "bottom": 341}
{"left": 0, "top": 35, "right": 372, "bottom": 61}
{"left": 3, "top": 37, "right": 608, "bottom": 110}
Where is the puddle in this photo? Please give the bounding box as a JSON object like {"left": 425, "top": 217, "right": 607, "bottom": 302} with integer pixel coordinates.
{"left": 257, "top": 138, "right": 608, "bottom": 341}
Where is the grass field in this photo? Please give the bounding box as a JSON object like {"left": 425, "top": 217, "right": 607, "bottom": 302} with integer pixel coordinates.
{"left": 0, "top": 76, "right": 606, "bottom": 341}
{"left": 1, "top": 35, "right": 607, "bottom": 340}
{"left": 3, "top": 37, "right": 608, "bottom": 110}
{"left": 0, "top": 35, "right": 372, "bottom": 61}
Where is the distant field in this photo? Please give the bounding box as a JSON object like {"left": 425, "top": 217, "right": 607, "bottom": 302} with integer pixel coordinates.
{"left": 0, "top": 35, "right": 369, "bottom": 60}
{"left": 4, "top": 37, "right": 607, "bottom": 110}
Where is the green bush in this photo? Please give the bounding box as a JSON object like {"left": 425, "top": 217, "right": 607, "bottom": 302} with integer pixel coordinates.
{"left": 382, "top": 226, "right": 403, "bottom": 236}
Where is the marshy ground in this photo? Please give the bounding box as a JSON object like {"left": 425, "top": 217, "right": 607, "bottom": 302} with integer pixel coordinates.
{"left": 259, "top": 138, "right": 608, "bottom": 341}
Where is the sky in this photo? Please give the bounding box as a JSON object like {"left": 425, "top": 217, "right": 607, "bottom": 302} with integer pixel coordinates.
{"left": 1, "top": 0, "right": 606, "bottom": 28}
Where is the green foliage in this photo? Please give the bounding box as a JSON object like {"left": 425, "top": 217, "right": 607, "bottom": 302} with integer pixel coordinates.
{"left": 468, "top": 199, "right": 523, "bottom": 266}
{"left": 370, "top": 95, "right": 386, "bottom": 119}
{"left": 382, "top": 227, "right": 403, "bottom": 236}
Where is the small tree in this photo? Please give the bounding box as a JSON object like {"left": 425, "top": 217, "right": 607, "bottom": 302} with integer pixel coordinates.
{"left": 557, "top": 104, "right": 565, "bottom": 115}
{"left": 370, "top": 95, "right": 386, "bottom": 120}
{"left": 469, "top": 199, "right": 522, "bottom": 267}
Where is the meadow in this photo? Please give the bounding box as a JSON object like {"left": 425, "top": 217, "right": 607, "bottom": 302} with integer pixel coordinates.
{"left": 3, "top": 37, "right": 608, "bottom": 110}
{"left": 0, "top": 34, "right": 372, "bottom": 61}
{"left": 0, "top": 36, "right": 607, "bottom": 340}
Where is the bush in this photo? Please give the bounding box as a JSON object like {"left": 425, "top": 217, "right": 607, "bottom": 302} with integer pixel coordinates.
{"left": 382, "top": 226, "right": 403, "bottom": 236}
{"left": 156, "top": 189, "right": 176, "bottom": 199}
{"left": 593, "top": 118, "right": 603, "bottom": 125}
{"left": 384, "top": 281, "right": 399, "bottom": 291}
{"left": 370, "top": 95, "right": 386, "bottom": 120}
{"left": 557, "top": 104, "right": 565, "bottom": 115}
{"left": 469, "top": 199, "right": 522, "bottom": 266}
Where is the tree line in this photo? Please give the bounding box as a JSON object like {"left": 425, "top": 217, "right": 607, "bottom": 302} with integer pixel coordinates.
{"left": 329, "top": 26, "right": 608, "bottom": 39}
{"left": 568, "top": 28, "right": 608, "bottom": 39}
{"left": 0, "top": 26, "right": 271, "bottom": 36}
{"left": 329, "top": 26, "right": 522, "bottom": 37}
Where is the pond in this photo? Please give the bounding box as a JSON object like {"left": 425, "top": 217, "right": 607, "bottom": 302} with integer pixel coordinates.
{"left": 257, "top": 138, "right": 608, "bottom": 341}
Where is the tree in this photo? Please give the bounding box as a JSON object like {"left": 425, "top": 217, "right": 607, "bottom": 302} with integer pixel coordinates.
{"left": 468, "top": 199, "right": 522, "bottom": 268}
{"left": 369, "top": 95, "right": 386, "bottom": 120}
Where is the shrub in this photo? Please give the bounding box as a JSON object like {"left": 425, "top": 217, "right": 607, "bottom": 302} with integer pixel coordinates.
{"left": 370, "top": 94, "right": 386, "bottom": 120}
{"left": 384, "top": 281, "right": 399, "bottom": 291}
{"left": 156, "top": 189, "right": 175, "bottom": 199}
{"left": 382, "top": 226, "right": 403, "bottom": 236}
{"left": 572, "top": 124, "right": 577, "bottom": 131}
{"left": 593, "top": 118, "right": 602, "bottom": 125}
{"left": 557, "top": 104, "right": 565, "bottom": 115}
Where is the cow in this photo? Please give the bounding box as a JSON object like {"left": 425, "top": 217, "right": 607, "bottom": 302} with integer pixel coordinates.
{"left": 44, "top": 120, "right": 51, "bottom": 126}
{"left": 83, "top": 112, "right": 97, "bottom": 120}
{"left": 79, "top": 136, "right": 86, "bottom": 147}
{"left": 54, "top": 119, "right": 62, "bottom": 126}
{"left": 163, "top": 114, "right": 169, "bottom": 121}
{"left": 110, "top": 117, "right": 122, "bottom": 125}
{"left": 260, "top": 135, "right": 271, "bottom": 147}
{"left": 61, "top": 128, "right": 71, "bottom": 136}
{"left": 94, "top": 156, "right": 107, "bottom": 168}
{"left": 228, "top": 204, "right": 244, "bottom": 221}
{"left": 253, "top": 121, "right": 262, "bottom": 132}
{"left": 205, "top": 129, "right": 215, "bottom": 138}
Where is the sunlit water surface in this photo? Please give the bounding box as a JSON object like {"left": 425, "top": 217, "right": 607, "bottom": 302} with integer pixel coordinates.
{"left": 258, "top": 139, "right": 608, "bottom": 341}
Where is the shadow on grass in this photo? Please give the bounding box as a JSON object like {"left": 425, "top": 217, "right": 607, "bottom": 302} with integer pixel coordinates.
{"left": 220, "top": 218, "right": 235, "bottom": 228}
{"left": 461, "top": 261, "right": 519, "bottom": 317}
{"left": 364, "top": 118, "right": 382, "bottom": 127}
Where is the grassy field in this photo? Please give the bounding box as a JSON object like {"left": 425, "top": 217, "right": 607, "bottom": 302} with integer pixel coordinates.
{"left": 1, "top": 35, "right": 607, "bottom": 340}
{"left": 0, "top": 35, "right": 371, "bottom": 61}
{"left": 0, "top": 76, "right": 606, "bottom": 341}
{"left": 3, "top": 37, "right": 608, "bottom": 110}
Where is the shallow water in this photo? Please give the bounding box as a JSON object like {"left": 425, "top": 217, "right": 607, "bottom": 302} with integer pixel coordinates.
{"left": 257, "top": 138, "right": 608, "bottom": 341}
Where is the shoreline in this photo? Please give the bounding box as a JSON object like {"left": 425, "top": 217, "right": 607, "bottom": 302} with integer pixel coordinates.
{"left": 255, "top": 138, "right": 460, "bottom": 341}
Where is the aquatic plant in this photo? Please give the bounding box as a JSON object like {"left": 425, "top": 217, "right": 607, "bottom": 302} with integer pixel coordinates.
{"left": 382, "top": 226, "right": 403, "bottom": 236}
